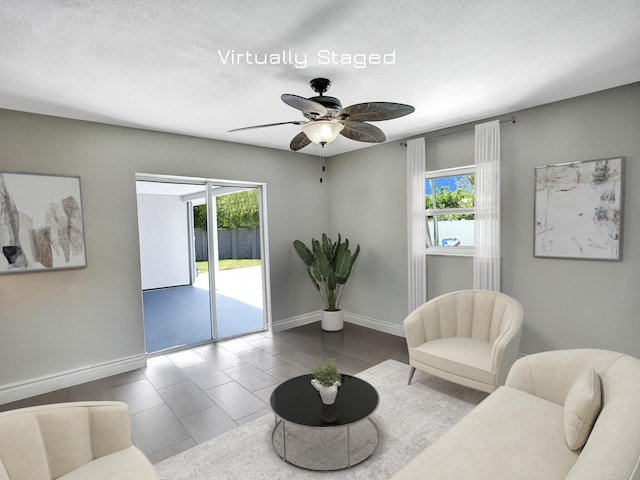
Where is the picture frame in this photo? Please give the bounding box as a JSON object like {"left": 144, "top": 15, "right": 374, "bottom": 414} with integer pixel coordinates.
{"left": 534, "top": 157, "right": 623, "bottom": 260}
{"left": 0, "top": 171, "right": 87, "bottom": 273}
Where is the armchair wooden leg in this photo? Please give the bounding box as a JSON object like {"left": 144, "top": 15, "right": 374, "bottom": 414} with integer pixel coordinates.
{"left": 408, "top": 366, "right": 416, "bottom": 385}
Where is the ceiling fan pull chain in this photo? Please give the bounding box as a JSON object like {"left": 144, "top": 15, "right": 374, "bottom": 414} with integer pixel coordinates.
{"left": 320, "top": 147, "right": 326, "bottom": 183}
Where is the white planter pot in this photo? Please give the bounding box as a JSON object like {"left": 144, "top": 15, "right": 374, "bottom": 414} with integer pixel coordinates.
{"left": 321, "top": 310, "right": 344, "bottom": 331}
{"left": 311, "top": 378, "right": 341, "bottom": 405}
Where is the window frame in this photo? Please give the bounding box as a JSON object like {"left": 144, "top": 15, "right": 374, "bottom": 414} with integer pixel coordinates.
{"left": 424, "top": 165, "right": 475, "bottom": 257}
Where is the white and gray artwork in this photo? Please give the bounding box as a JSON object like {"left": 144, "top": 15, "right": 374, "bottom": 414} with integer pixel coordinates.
{"left": 0, "top": 172, "right": 86, "bottom": 273}
{"left": 534, "top": 157, "right": 623, "bottom": 260}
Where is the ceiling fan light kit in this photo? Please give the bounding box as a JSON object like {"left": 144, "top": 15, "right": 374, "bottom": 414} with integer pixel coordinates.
{"left": 230, "top": 78, "right": 415, "bottom": 151}
{"left": 302, "top": 120, "right": 345, "bottom": 145}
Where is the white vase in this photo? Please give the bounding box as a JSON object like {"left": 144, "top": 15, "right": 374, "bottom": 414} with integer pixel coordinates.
{"left": 321, "top": 309, "right": 344, "bottom": 331}
{"left": 311, "top": 378, "right": 341, "bottom": 405}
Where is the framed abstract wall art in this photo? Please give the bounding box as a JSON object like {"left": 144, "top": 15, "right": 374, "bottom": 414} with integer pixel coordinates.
{"left": 0, "top": 172, "right": 87, "bottom": 273}
{"left": 534, "top": 157, "right": 623, "bottom": 261}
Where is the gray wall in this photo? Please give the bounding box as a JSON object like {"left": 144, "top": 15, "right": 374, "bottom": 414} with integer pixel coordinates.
{"left": 328, "top": 82, "right": 640, "bottom": 357}
{"left": 325, "top": 141, "right": 410, "bottom": 326}
{"left": 0, "top": 110, "right": 328, "bottom": 389}
{"left": 501, "top": 84, "right": 639, "bottom": 356}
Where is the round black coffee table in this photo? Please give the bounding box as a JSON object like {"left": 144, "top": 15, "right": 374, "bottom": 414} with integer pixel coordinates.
{"left": 270, "top": 374, "right": 379, "bottom": 471}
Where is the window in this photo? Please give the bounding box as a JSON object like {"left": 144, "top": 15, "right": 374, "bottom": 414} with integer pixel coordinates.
{"left": 424, "top": 165, "right": 475, "bottom": 255}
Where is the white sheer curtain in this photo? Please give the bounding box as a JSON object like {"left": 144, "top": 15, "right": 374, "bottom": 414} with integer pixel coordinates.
{"left": 474, "top": 120, "right": 501, "bottom": 291}
{"left": 407, "top": 138, "right": 427, "bottom": 312}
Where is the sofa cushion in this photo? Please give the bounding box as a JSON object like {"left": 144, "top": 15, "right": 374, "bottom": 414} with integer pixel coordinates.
{"left": 564, "top": 369, "right": 602, "bottom": 450}
{"left": 58, "top": 445, "right": 160, "bottom": 480}
{"left": 410, "top": 337, "right": 495, "bottom": 384}
{"left": 391, "top": 386, "right": 579, "bottom": 480}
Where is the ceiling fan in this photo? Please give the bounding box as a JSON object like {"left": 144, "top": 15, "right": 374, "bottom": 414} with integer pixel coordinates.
{"left": 229, "top": 78, "right": 415, "bottom": 151}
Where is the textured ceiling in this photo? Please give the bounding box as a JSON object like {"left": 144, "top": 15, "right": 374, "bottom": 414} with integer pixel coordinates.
{"left": 1, "top": 1, "right": 639, "bottom": 157}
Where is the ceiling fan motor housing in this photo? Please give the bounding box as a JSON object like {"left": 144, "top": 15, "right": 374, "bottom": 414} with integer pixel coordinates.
{"left": 304, "top": 96, "right": 342, "bottom": 119}
{"left": 305, "top": 78, "right": 342, "bottom": 118}
{"left": 309, "top": 77, "right": 331, "bottom": 94}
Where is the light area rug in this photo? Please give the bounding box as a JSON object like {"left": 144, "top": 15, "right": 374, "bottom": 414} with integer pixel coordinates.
{"left": 156, "top": 359, "right": 487, "bottom": 479}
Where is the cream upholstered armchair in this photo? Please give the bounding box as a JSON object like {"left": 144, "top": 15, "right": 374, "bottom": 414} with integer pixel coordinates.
{"left": 404, "top": 289, "right": 523, "bottom": 393}
{"left": 0, "top": 401, "right": 163, "bottom": 479}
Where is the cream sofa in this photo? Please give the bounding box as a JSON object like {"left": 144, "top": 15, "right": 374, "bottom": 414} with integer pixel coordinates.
{"left": 404, "top": 289, "right": 524, "bottom": 393}
{"left": 392, "top": 349, "right": 640, "bottom": 480}
{"left": 0, "top": 401, "right": 163, "bottom": 480}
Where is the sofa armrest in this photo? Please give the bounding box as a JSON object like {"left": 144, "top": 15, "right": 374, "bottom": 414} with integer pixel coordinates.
{"left": 506, "top": 349, "right": 625, "bottom": 406}
{"left": 490, "top": 313, "right": 523, "bottom": 386}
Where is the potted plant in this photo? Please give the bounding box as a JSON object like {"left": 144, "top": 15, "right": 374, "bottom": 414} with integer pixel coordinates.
{"left": 293, "top": 233, "right": 360, "bottom": 331}
{"left": 311, "top": 358, "right": 342, "bottom": 405}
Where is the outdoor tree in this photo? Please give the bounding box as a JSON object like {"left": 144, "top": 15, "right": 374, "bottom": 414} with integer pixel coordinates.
{"left": 193, "top": 204, "right": 207, "bottom": 228}
{"left": 425, "top": 187, "right": 474, "bottom": 220}
{"left": 193, "top": 190, "right": 260, "bottom": 229}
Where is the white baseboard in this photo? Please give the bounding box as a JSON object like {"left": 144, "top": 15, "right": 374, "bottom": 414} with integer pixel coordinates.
{"left": 272, "top": 310, "right": 406, "bottom": 338}
{"left": 271, "top": 311, "right": 320, "bottom": 332}
{"left": 343, "top": 311, "right": 406, "bottom": 337}
{"left": 0, "top": 354, "right": 147, "bottom": 405}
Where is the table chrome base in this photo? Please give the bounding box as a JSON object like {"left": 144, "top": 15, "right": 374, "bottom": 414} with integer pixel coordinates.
{"left": 271, "top": 415, "right": 379, "bottom": 471}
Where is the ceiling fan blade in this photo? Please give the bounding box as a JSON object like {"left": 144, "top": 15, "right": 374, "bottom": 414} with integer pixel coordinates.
{"left": 229, "top": 120, "right": 305, "bottom": 132}
{"left": 340, "top": 121, "right": 386, "bottom": 143}
{"left": 338, "top": 102, "right": 415, "bottom": 122}
{"left": 290, "top": 131, "right": 311, "bottom": 151}
{"left": 281, "top": 94, "right": 328, "bottom": 118}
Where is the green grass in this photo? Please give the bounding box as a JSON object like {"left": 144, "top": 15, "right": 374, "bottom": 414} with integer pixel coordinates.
{"left": 196, "top": 259, "right": 261, "bottom": 272}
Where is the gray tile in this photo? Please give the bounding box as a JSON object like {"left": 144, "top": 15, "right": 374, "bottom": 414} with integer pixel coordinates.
{"left": 248, "top": 337, "right": 293, "bottom": 355}
{"left": 238, "top": 332, "right": 270, "bottom": 343}
{"left": 182, "top": 362, "right": 233, "bottom": 390}
{"left": 148, "top": 438, "right": 196, "bottom": 465}
{"left": 264, "top": 363, "right": 306, "bottom": 382}
{"left": 193, "top": 344, "right": 247, "bottom": 369}
{"left": 143, "top": 356, "right": 189, "bottom": 389}
{"left": 237, "top": 407, "right": 271, "bottom": 425}
{"left": 100, "top": 368, "right": 147, "bottom": 387}
{"left": 329, "top": 352, "right": 373, "bottom": 376}
{"left": 237, "top": 349, "right": 287, "bottom": 371}
{"left": 0, "top": 389, "right": 71, "bottom": 412}
{"left": 112, "top": 379, "right": 164, "bottom": 414}
{"left": 180, "top": 405, "right": 237, "bottom": 444}
{"left": 275, "top": 348, "right": 328, "bottom": 372}
{"left": 131, "top": 404, "right": 191, "bottom": 456}
{"left": 167, "top": 349, "right": 207, "bottom": 368}
{"left": 205, "top": 382, "right": 267, "bottom": 421}
{"left": 69, "top": 380, "right": 116, "bottom": 402}
{"left": 218, "top": 337, "right": 256, "bottom": 354}
{"left": 158, "top": 380, "right": 215, "bottom": 418}
{"left": 252, "top": 382, "right": 278, "bottom": 405}
{"left": 222, "top": 363, "right": 279, "bottom": 392}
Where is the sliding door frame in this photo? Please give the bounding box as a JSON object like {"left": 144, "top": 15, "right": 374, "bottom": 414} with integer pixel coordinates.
{"left": 136, "top": 172, "right": 271, "bottom": 347}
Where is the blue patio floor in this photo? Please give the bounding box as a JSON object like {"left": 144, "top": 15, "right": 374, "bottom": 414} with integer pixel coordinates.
{"left": 142, "top": 267, "right": 264, "bottom": 353}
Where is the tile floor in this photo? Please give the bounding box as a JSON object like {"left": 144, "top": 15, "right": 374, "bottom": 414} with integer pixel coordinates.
{"left": 0, "top": 322, "right": 409, "bottom": 464}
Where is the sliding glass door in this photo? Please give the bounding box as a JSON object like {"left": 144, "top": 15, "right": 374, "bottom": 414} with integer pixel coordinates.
{"left": 137, "top": 175, "right": 269, "bottom": 353}
{"left": 207, "top": 184, "right": 266, "bottom": 340}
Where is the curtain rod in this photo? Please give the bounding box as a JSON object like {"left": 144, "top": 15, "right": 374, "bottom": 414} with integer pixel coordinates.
{"left": 400, "top": 116, "right": 516, "bottom": 146}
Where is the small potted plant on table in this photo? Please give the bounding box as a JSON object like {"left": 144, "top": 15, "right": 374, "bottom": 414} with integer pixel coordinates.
{"left": 311, "top": 358, "right": 342, "bottom": 405}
